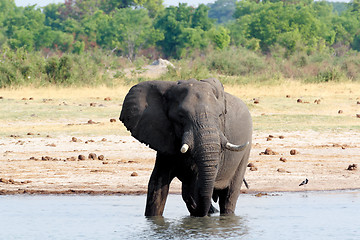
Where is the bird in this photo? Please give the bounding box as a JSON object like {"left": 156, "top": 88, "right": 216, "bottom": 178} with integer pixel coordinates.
{"left": 299, "top": 178, "right": 308, "bottom": 186}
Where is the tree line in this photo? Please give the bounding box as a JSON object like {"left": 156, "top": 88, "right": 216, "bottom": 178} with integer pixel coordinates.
{"left": 1, "top": 0, "right": 359, "bottom": 60}
{"left": 1, "top": 0, "right": 360, "bottom": 87}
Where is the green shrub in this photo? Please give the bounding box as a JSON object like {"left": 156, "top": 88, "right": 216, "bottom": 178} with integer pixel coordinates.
{"left": 207, "top": 47, "right": 266, "bottom": 76}
{"left": 312, "top": 67, "right": 342, "bottom": 83}
{"left": 159, "top": 58, "right": 211, "bottom": 82}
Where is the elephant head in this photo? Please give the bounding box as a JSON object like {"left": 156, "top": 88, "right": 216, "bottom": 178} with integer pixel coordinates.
{"left": 120, "top": 78, "right": 248, "bottom": 216}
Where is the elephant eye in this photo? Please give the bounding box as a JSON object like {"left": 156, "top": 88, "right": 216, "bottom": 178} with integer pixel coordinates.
{"left": 178, "top": 112, "right": 186, "bottom": 121}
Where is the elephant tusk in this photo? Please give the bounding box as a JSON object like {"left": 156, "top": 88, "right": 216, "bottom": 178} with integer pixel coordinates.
{"left": 180, "top": 144, "right": 189, "bottom": 153}
{"left": 225, "top": 141, "right": 249, "bottom": 152}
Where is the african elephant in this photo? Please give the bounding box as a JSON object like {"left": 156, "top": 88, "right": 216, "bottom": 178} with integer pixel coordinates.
{"left": 120, "top": 78, "right": 252, "bottom": 217}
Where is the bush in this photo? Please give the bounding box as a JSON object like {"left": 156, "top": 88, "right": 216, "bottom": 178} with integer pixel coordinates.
{"left": 207, "top": 47, "right": 266, "bottom": 76}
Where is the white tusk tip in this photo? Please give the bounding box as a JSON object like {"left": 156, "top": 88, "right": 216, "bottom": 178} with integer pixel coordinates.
{"left": 180, "top": 144, "right": 189, "bottom": 153}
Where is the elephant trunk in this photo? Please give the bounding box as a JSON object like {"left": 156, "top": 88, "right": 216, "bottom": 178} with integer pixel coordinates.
{"left": 191, "top": 125, "right": 221, "bottom": 217}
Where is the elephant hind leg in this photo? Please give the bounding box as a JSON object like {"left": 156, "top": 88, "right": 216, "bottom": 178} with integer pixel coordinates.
{"left": 145, "top": 154, "right": 175, "bottom": 217}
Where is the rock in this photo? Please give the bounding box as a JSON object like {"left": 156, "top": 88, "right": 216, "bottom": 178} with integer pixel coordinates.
{"left": 150, "top": 58, "right": 175, "bottom": 68}
{"left": 255, "top": 192, "right": 268, "bottom": 197}
{"left": 29, "top": 97, "right": 34, "bottom": 100}
{"left": 103, "top": 161, "right": 109, "bottom": 164}
{"left": 286, "top": 95, "right": 290, "bottom": 98}
{"left": 314, "top": 99, "right": 321, "bottom": 104}
{"left": 78, "top": 155, "right": 86, "bottom": 160}
{"left": 98, "top": 155, "right": 104, "bottom": 160}
{"left": 290, "top": 149, "right": 298, "bottom": 155}
{"left": 104, "top": 97, "right": 111, "bottom": 101}
{"left": 27, "top": 132, "right": 34, "bottom": 135}
{"left": 347, "top": 164, "right": 357, "bottom": 171}
{"left": 46, "top": 143, "right": 56, "bottom": 147}
{"left": 279, "top": 157, "right": 287, "bottom": 162}
{"left": 22, "top": 98, "right": 28, "bottom": 100}
{"left": 253, "top": 98, "right": 260, "bottom": 104}
{"left": 356, "top": 114, "right": 360, "bottom": 118}
{"left": 0, "top": 178, "right": 9, "bottom": 184}
{"left": 250, "top": 167, "right": 258, "bottom": 171}
{"left": 357, "top": 101, "right": 360, "bottom": 104}
{"left": 279, "top": 135, "right": 284, "bottom": 139}
{"left": 260, "top": 148, "right": 278, "bottom": 155}
{"left": 42, "top": 156, "right": 53, "bottom": 161}
{"left": 90, "top": 102, "right": 96, "bottom": 107}
{"left": 247, "top": 163, "right": 255, "bottom": 167}
{"left": 338, "top": 110, "right": 343, "bottom": 114}
{"left": 266, "top": 137, "right": 272, "bottom": 141}
{"left": 297, "top": 99, "right": 302, "bottom": 103}
{"left": 67, "top": 157, "right": 76, "bottom": 161}
{"left": 71, "top": 137, "right": 79, "bottom": 142}
{"left": 101, "top": 138, "right": 107, "bottom": 141}
{"left": 0, "top": 96, "right": 3, "bottom": 99}
{"left": 110, "top": 119, "right": 116, "bottom": 123}
{"left": 277, "top": 168, "right": 286, "bottom": 173}
{"left": 88, "top": 119, "right": 95, "bottom": 124}
{"left": 88, "top": 153, "right": 97, "bottom": 160}
{"left": 131, "top": 172, "right": 138, "bottom": 177}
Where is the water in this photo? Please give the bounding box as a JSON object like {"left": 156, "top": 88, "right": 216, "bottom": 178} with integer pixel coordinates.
{"left": 0, "top": 191, "right": 359, "bottom": 240}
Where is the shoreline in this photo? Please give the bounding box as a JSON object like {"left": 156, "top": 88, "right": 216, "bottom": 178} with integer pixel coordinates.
{"left": 1, "top": 131, "right": 359, "bottom": 196}
{"left": 1, "top": 188, "right": 360, "bottom": 196}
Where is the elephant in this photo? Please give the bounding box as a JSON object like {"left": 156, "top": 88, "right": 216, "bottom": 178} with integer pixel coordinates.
{"left": 120, "top": 78, "right": 252, "bottom": 217}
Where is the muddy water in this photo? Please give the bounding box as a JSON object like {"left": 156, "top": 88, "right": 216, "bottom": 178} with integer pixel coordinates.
{"left": 1, "top": 191, "right": 359, "bottom": 239}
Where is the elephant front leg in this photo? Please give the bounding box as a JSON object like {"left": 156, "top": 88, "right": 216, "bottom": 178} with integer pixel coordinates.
{"left": 145, "top": 154, "right": 174, "bottom": 217}
{"left": 219, "top": 151, "right": 250, "bottom": 215}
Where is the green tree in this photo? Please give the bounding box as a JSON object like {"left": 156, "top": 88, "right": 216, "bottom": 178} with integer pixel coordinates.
{"left": 108, "top": 8, "right": 163, "bottom": 60}
{"left": 154, "top": 4, "right": 216, "bottom": 58}
{"left": 208, "top": 0, "right": 236, "bottom": 24}
{"left": 99, "top": 0, "right": 163, "bottom": 16}
{"left": 231, "top": 0, "right": 340, "bottom": 54}
{"left": 209, "top": 26, "right": 230, "bottom": 49}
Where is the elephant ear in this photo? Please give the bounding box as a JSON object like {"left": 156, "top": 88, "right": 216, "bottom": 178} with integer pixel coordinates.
{"left": 120, "top": 81, "right": 177, "bottom": 154}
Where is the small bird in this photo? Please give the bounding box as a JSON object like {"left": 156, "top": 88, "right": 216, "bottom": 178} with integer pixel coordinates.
{"left": 299, "top": 178, "right": 308, "bottom": 186}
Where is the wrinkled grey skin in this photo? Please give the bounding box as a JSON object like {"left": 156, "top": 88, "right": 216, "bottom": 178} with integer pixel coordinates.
{"left": 120, "top": 78, "right": 252, "bottom": 217}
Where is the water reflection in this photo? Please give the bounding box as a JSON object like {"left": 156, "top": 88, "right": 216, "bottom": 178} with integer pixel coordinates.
{"left": 146, "top": 214, "right": 248, "bottom": 239}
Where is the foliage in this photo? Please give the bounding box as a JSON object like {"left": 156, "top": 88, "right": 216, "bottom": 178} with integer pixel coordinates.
{"left": 207, "top": 47, "right": 266, "bottom": 76}
{"left": 207, "top": 0, "right": 236, "bottom": 24}
{"left": 154, "top": 4, "right": 217, "bottom": 58}
{"left": 0, "top": 0, "right": 360, "bottom": 87}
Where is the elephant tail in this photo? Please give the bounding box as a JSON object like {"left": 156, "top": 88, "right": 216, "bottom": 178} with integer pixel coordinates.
{"left": 243, "top": 178, "right": 249, "bottom": 189}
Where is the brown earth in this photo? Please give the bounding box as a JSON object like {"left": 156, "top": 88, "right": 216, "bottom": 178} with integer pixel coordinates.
{"left": 1, "top": 82, "right": 360, "bottom": 195}
{"left": 1, "top": 131, "right": 359, "bottom": 195}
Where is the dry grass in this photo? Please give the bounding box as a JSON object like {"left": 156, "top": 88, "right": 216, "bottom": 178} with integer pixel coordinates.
{"left": 0, "top": 85, "right": 132, "bottom": 101}
{"left": 1, "top": 81, "right": 359, "bottom": 135}
{"left": 225, "top": 81, "right": 359, "bottom": 99}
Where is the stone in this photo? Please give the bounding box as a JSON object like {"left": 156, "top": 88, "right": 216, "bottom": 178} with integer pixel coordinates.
{"left": 290, "top": 149, "right": 298, "bottom": 155}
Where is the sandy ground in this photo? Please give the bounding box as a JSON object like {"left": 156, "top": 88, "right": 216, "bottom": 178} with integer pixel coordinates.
{"left": 0, "top": 80, "right": 359, "bottom": 195}
{"left": 1, "top": 130, "right": 359, "bottom": 195}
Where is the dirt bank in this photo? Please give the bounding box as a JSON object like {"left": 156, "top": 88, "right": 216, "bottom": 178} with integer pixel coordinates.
{"left": 1, "top": 83, "right": 359, "bottom": 195}
{"left": 1, "top": 131, "right": 359, "bottom": 195}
